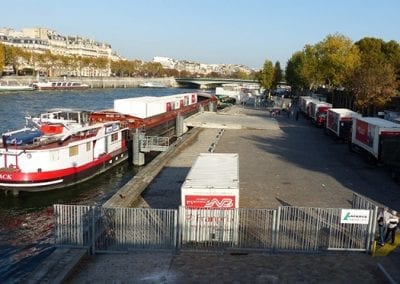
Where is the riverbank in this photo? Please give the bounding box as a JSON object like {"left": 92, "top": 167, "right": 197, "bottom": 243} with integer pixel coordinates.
{"left": 0, "top": 76, "right": 178, "bottom": 89}
{"left": 26, "top": 104, "right": 400, "bottom": 283}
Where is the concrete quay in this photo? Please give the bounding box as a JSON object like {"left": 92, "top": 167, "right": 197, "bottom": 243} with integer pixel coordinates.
{"left": 0, "top": 76, "right": 178, "bottom": 89}
{"left": 29, "top": 104, "right": 400, "bottom": 283}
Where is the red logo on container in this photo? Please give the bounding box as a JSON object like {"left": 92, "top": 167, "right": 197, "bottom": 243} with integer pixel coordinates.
{"left": 185, "top": 195, "right": 235, "bottom": 208}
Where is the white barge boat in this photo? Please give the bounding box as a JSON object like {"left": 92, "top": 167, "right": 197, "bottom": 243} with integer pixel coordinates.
{"left": 32, "top": 81, "right": 89, "bottom": 90}
{"left": 0, "top": 109, "right": 128, "bottom": 194}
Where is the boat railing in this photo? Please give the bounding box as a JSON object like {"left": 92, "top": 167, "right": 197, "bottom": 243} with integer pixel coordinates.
{"left": 140, "top": 136, "right": 170, "bottom": 152}
{"left": 2, "top": 127, "right": 32, "bottom": 137}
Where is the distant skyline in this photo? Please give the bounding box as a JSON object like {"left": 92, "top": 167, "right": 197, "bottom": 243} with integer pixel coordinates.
{"left": 1, "top": 0, "right": 399, "bottom": 69}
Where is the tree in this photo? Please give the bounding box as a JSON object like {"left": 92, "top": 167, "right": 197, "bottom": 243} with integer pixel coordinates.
{"left": 299, "top": 44, "right": 321, "bottom": 89}
{"left": 348, "top": 37, "right": 399, "bottom": 115}
{"left": 0, "top": 43, "right": 5, "bottom": 74}
{"left": 258, "top": 59, "right": 274, "bottom": 90}
{"left": 232, "top": 70, "right": 250, "bottom": 80}
{"left": 272, "top": 61, "right": 283, "bottom": 89}
{"left": 356, "top": 37, "right": 400, "bottom": 86}
{"left": 285, "top": 51, "right": 309, "bottom": 91}
{"left": 286, "top": 34, "right": 360, "bottom": 91}
{"left": 346, "top": 58, "right": 397, "bottom": 115}
{"left": 315, "top": 34, "right": 360, "bottom": 88}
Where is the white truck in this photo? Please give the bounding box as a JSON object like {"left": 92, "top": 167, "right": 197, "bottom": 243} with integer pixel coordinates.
{"left": 180, "top": 153, "right": 239, "bottom": 243}
{"left": 350, "top": 117, "right": 400, "bottom": 165}
{"left": 326, "top": 108, "right": 360, "bottom": 141}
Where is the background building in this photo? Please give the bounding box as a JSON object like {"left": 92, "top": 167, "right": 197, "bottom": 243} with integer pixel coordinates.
{"left": 0, "top": 27, "right": 123, "bottom": 77}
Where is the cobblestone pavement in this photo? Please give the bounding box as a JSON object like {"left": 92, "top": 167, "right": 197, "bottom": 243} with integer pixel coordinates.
{"left": 69, "top": 251, "right": 384, "bottom": 283}
{"left": 68, "top": 105, "right": 400, "bottom": 283}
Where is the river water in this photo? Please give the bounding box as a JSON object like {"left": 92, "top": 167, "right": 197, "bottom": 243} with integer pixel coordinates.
{"left": 0, "top": 87, "right": 197, "bottom": 283}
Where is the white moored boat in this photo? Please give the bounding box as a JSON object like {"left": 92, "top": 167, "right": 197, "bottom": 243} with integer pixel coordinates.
{"left": 32, "top": 81, "right": 89, "bottom": 90}
{"left": 0, "top": 109, "right": 128, "bottom": 194}
{"left": 139, "top": 82, "right": 166, "bottom": 88}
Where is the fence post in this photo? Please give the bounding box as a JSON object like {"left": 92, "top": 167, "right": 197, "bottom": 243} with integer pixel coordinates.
{"left": 90, "top": 206, "right": 96, "bottom": 255}
{"left": 53, "top": 204, "right": 58, "bottom": 246}
{"left": 174, "top": 208, "right": 179, "bottom": 253}
{"left": 367, "top": 206, "right": 378, "bottom": 253}
{"left": 272, "top": 208, "right": 279, "bottom": 253}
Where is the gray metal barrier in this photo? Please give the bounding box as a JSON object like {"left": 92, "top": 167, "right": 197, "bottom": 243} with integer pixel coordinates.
{"left": 54, "top": 202, "right": 374, "bottom": 254}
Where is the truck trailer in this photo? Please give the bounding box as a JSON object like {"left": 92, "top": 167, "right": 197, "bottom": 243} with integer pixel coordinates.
{"left": 350, "top": 117, "right": 400, "bottom": 167}
{"left": 180, "top": 153, "right": 239, "bottom": 243}
{"left": 326, "top": 108, "right": 360, "bottom": 141}
{"left": 299, "top": 96, "right": 315, "bottom": 114}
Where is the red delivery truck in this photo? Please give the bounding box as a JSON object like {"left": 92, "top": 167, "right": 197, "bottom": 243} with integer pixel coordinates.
{"left": 309, "top": 101, "right": 332, "bottom": 126}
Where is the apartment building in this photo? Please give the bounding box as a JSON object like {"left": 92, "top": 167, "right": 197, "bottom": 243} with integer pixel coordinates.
{"left": 153, "top": 56, "right": 253, "bottom": 76}
{"left": 0, "top": 27, "right": 122, "bottom": 76}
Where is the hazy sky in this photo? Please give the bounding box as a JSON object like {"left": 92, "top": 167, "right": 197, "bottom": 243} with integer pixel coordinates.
{"left": 1, "top": 0, "right": 399, "bottom": 69}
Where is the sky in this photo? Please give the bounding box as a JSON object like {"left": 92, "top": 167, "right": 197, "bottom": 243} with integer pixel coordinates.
{"left": 1, "top": 0, "right": 400, "bottom": 69}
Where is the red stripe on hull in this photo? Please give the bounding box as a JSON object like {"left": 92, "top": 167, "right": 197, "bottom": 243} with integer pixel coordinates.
{"left": 0, "top": 148, "right": 128, "bottom": 191}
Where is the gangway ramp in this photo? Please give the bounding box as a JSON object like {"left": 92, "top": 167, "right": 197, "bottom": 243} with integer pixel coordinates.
{"left": 184, "top": 111, "right": 279, "bottom": 130}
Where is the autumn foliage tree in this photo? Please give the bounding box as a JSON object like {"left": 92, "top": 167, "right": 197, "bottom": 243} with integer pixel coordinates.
{"left": 258, "top": 59, "right": 274, "bottom": 90}
{"left": 284, "top": 33, "right": 400, "bottom": 114}
{"left": 347, "top": 60, "right": 396, "bottom": 115}
{"left": 285, "top": 34, "right": 360, "bottom": 91}
{"left": 272, "top": 61, "right": 283, "bottom": 89}
{"left": 345, "top": 37, "right": 400, "bottom": 114}
{"left": 0, "top": 43, "right": 5, "bottom": 73}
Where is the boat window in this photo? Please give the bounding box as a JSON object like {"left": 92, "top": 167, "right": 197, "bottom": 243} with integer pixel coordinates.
{"left": 111, "top": 133, "right": 118, "bottom": 142}
{"left": 86, "top": 142, "right": 91, "bottom": 151}
{"left": 69, "top": 145, "right": 79, "bottom": 157}
{"left": 68, "top": 112, "right": 79, "bottom": 122}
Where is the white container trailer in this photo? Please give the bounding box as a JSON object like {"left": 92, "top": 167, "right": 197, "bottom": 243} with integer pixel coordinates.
{"left": 181, "top": 153, "right": 239, "bottom": 243}
{"left": 299, "top": 96, "right": 318, "bottom": 116}
{"left": 181, "top": 153, "right": 239, "bottom": 209}
{"left": 168, "top": 93, "right": 198, "bottom": 106}
{"left": 114, "top": 96, "right": 164, "bottom": 118}
{"left": 326, "top": 108, "right": 360, "bottom": 140}
{"left": 299, "top": 96, "right": 313, "bottom": 113}
{"left": 351, "top": 117, "right": 400, "bottom": 160}
{"left": 114, "top": 94, "right": 195, "bottom": 118}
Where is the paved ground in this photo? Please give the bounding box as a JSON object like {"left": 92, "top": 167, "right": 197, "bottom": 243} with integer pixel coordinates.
{"left": 66, "top": 104, "right": 400, "bottom": 283}
{"left": 68, "top": 251, "right": 386, "bottom": 283}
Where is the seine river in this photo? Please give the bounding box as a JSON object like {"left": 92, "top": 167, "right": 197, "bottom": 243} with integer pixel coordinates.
{"left": 0, "top": 87, "right": 197, "bottom": 283}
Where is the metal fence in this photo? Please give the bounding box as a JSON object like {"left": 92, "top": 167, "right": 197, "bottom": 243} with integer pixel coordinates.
{"left": 54, "top": 195, "right": 376, "bottom": 254}
{"left": 54, "top": 204, "right": 94, "bottom": 248}
{"left": 276, "top": 207, "right": 372, "bottom": 252}
{"left": 178, "top": 207, "right": 276, "bottom": 251}
{"left": 94, "top": 207, "right": 177, "bottom": 252}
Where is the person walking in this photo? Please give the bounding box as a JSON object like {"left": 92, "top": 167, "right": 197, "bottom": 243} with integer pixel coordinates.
{"left": 377, "top": 207, "right": 391, "bottom": 246}
{"left": 385, "top": 210, "right": 399, "bottom": 245}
